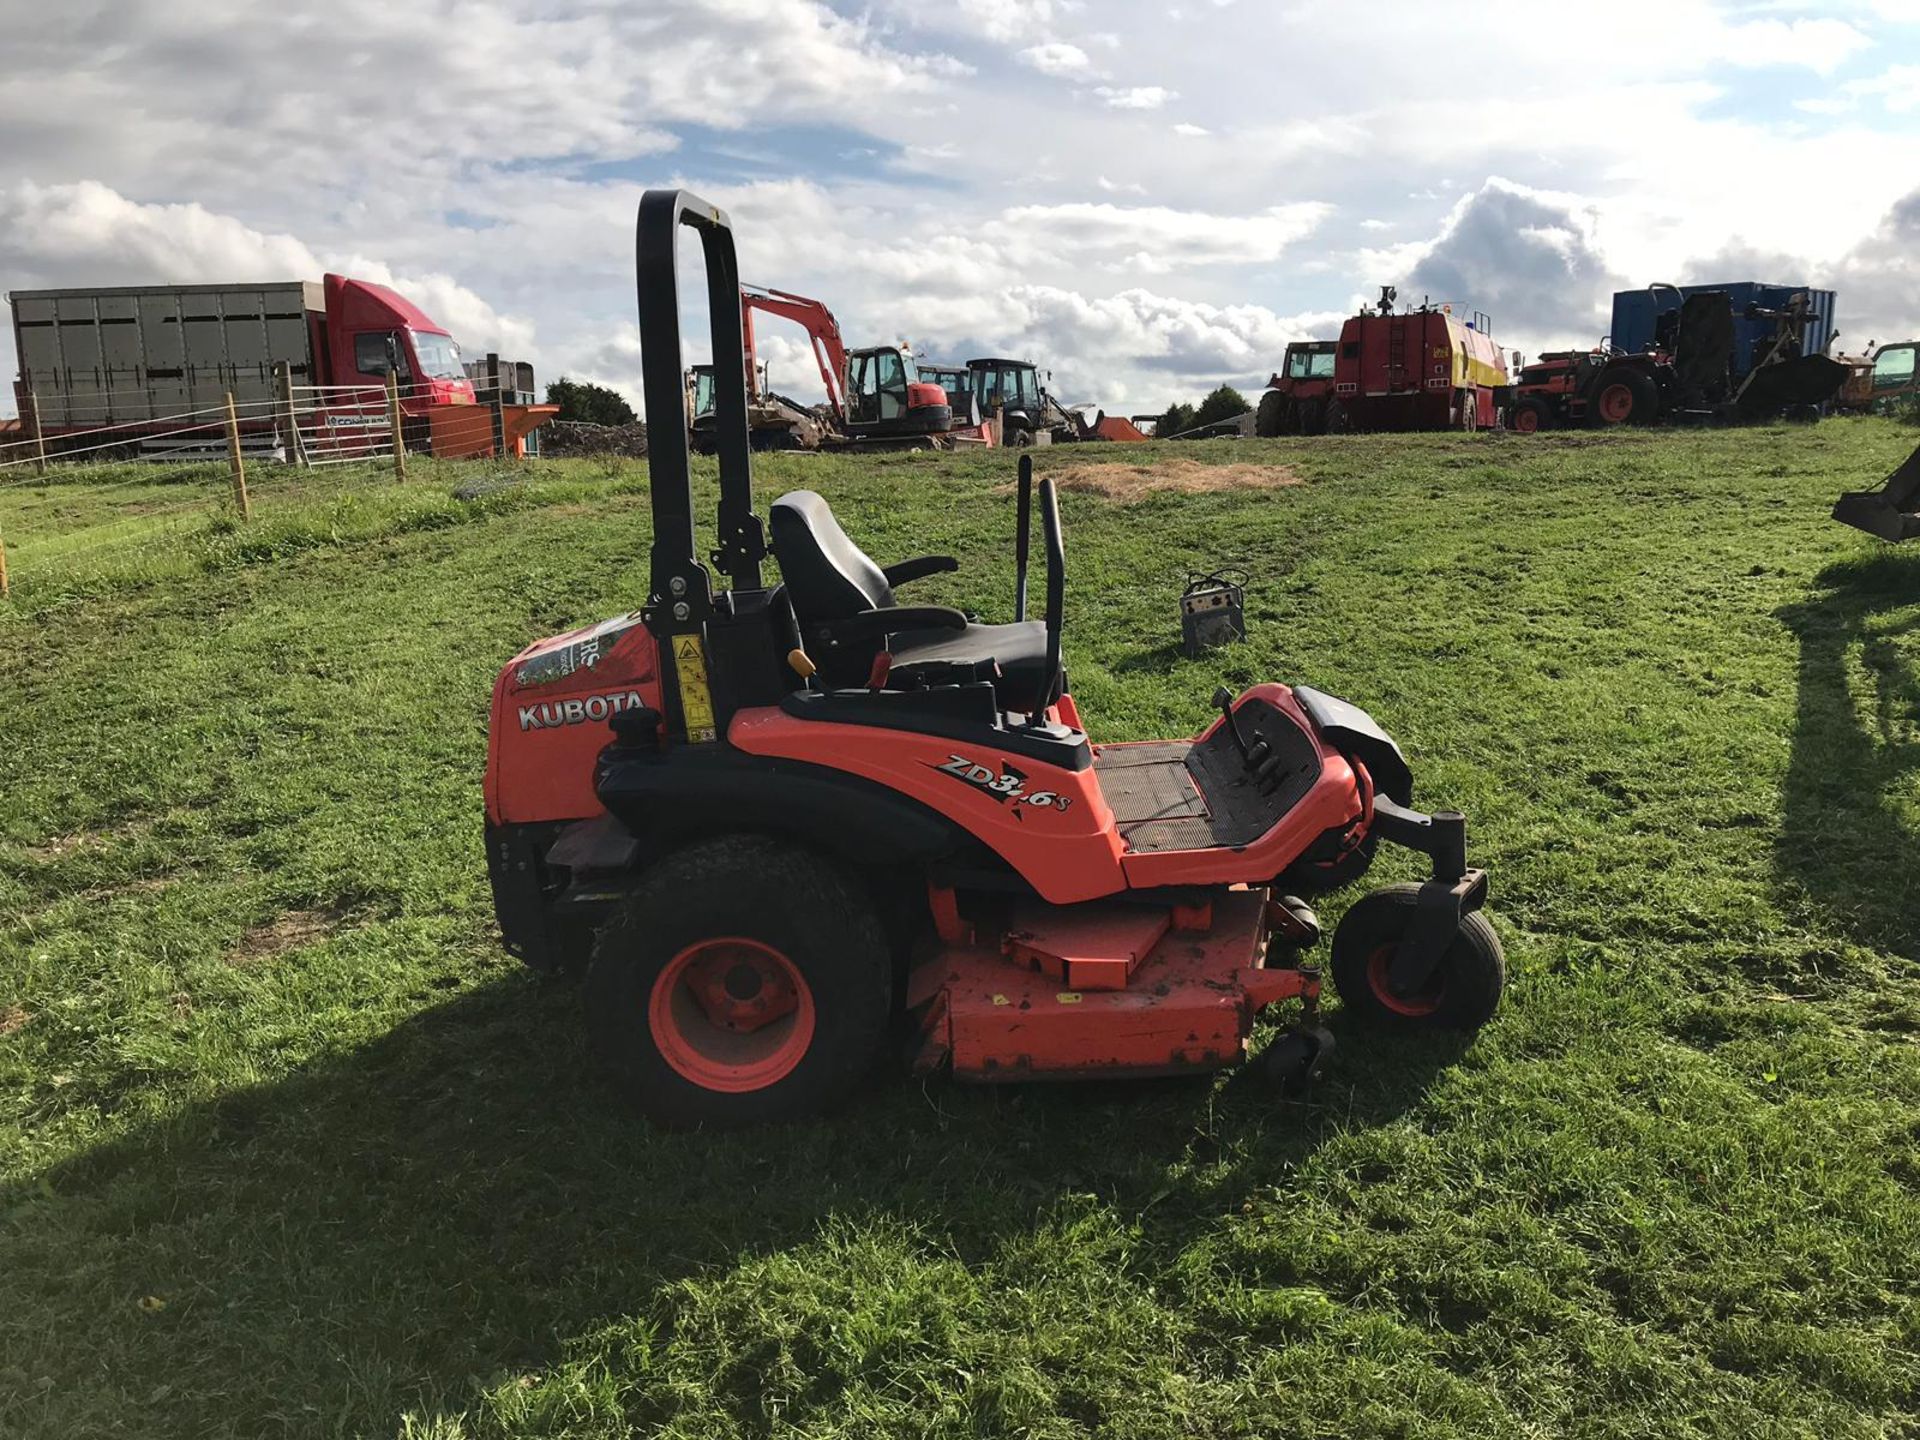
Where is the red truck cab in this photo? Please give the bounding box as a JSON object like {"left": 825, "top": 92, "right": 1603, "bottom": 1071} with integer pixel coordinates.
{"left": 320, "top": 274, "right": 476, "bottom": 408}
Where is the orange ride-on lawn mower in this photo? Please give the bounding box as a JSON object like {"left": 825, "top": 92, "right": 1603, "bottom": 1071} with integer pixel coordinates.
{"left": 482, "top": 190, "right": 1505, "bottom": 1127}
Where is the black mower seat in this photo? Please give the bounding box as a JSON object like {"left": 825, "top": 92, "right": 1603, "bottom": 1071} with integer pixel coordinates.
{"left": 769, "top": 489, "right": 1052, "bottom": 711}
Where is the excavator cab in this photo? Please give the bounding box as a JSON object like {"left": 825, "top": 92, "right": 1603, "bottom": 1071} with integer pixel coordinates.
{"left": 847, "top": 345, "right": 942, "bottom": 430}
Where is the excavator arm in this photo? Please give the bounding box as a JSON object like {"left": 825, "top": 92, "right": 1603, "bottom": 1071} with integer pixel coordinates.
{"left": 741, "top": 284, "right": 850, "bottom": 426}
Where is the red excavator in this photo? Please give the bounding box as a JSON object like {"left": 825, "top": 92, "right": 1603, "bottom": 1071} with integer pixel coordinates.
{"left": 740, "top": 285, "right": 956, "bottom": 449}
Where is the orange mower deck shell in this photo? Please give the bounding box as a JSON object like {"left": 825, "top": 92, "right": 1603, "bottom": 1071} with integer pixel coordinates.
{"left": 907, "top": 887, "right": 1318, "bottom": 1080}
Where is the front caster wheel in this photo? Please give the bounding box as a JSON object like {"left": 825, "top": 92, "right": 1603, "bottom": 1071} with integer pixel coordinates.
{"left": 1254, "top": 1024, "right": 1335, "bottom": 1092}
{"left": 1330, "top": 883, "right": 1504, "bottom": 1031}
{"left": 584, "top": 835, "right": 892, "bottom": 1128}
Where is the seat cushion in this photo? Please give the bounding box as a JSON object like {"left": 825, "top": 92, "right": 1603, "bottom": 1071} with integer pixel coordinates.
{"left": 888, "top": 619, "right": 1052, "bottom": 712}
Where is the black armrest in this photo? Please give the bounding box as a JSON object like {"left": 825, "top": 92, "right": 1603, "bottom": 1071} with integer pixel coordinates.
{"left": 830, "top": 606, "right": 968, "bottom": 643}
{"left": 882, "top": 555, "right": 959, "bottom": 587}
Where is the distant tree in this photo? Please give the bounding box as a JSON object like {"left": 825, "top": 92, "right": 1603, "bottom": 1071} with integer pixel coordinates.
{"left": 546, "top": 377, "right": 636, "bottom": 427}
{"left": 1154, "top": 400, "right": 1198, "bottom": 439}
{"left": 1191, "top": 384, "right": 1253, "bottom": 433}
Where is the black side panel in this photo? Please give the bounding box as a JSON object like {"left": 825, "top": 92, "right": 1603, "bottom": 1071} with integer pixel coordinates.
{"left": 1292, "top": 686, "right": 1414, "bottom": 804}
{"left": 486, "top": 820, "right": 571, "bottom": 970}
{"left": 596, "top": 745, "right": 974, "bottom": 868}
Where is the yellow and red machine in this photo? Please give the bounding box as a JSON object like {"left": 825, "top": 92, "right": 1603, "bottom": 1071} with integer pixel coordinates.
{"left": 1326, "top": 287, "right": 1509, "bottom": 433}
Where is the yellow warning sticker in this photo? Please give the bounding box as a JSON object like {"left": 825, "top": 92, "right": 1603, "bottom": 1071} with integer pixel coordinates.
{"left": 671, "top": 633, "right": 717, "bottom": 742}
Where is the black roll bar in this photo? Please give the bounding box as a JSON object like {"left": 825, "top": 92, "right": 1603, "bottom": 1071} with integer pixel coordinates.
{"left": 1014, "top": 452, "right": 1032, "bottom": 622}
{"left": 635, "top": 189, "right": 765, "bottom": 622}
{"left": 1039, "top": 475, "right": 1065, "bottom": 713}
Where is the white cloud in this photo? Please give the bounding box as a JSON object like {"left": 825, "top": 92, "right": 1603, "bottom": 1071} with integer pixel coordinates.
{"left": 1719, "top": 16, "right": 1870, "bottom": 75}
{"left": 1094, "top": 85, "right": 1175, "bottom": 109}
{"left": 990, "top": 200, "right": 1332, "bottom": 272}
{"left": 1172, "top": 122, "right": 1211, "bottom": 136}
{"left": 1017, "top": 42, "right": 1093, "bottom": 77}
{"left": 953, "top": 0, "right": 1084, "bottom": 43}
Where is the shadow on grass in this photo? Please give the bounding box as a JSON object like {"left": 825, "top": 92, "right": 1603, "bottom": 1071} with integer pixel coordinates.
{"left": 2, "top": 968, "right": 1459, "bottom": 1435}
{"left": 1778, "top": 549, "right": 1920, "bottom": 959}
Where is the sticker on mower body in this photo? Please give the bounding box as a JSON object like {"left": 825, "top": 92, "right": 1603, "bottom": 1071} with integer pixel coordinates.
{"left": 930, "top": 754, "right": 1072, "bottom": 814}
{"left": 516, "top": 615, "right": 646, "bottom": 688}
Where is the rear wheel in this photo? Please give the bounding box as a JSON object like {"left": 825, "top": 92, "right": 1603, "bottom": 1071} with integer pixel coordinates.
{"left": 1589, "top": 366, "right": 1659, "bottom": 427}
{"left": 1330, "top": 883, "right": 1504, "bottom": 1031}
{"left": 1457, "top": 390, "right": 1478, "bottom": 432}
{"left": 1255, "top": 389, "right": 1289, "bottom": 438}
{"left": 1510, "top": 396, "right": 1552, "bottom": 434}
{"left": 584, "top": 835, "right": 892, "bottom": 1127}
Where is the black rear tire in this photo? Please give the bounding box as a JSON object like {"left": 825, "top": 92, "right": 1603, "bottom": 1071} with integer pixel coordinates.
{"left": 1330, "top": 883, "right": 1504, "bottom": 1031}
{"left": 1509, "top": 396, "right": 1553, "bottom": 434}
{"left": 1255, "top": 389, "right": 1290, "bottom": 438}
{"left": 1588, "top": 366, "right": 1659, "bottom": 427}
{"left": 584, "top": 835, "right": 893, "bottom": 1128}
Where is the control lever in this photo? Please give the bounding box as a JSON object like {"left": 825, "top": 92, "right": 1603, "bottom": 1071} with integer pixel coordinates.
{"left": 1211, "top": 685, "right": 1252, "bottom": 761}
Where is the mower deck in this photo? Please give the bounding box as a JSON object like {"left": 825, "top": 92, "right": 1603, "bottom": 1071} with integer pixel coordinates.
{"left": 907, "top": 888, "right": 1314, "bottom": 1081}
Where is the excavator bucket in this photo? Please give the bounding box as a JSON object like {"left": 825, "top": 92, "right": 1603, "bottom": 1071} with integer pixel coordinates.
{"left": 1834, "top": 442, "right": 1920, "bottom": 542}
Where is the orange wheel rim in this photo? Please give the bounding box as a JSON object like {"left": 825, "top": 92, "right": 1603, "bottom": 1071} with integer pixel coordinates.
{"left": 1366, "top": 943, "right": 1443, "bottom": 1017}
{"left": 1598, "top": 383, "right": 1634, "bottom": 422}
{"left": 1514, "top": 407, "right": 1538, "bottom": 433}
{"left": 649, "top": 937, "right": 815, "bottom": 1092}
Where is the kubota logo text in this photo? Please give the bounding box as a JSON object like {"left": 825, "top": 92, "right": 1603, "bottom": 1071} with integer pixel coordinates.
{"left": 518, "top": 690, "right": 650, "bottom": 731}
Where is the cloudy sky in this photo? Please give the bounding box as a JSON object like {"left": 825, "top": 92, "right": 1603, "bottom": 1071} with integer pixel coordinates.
{"left": 3, "top": 0, "right": 1919, "bottom": 418}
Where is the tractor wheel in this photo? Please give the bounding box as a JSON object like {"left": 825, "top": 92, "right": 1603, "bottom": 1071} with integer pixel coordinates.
{"left": 584, "top": 835, "right": 892, "bottom": 1127}
{"left": 1330, "top": 883, "right": 1504, "bottom": 1032}
{"left": 1457, "top": 390, "right": 1478, "bottom": 432}
{"left": 1298, "top": 398, "right": 1326, "bottom": 436}
{"left": 1255, "top": 389, "right": 1289, "bottom": 438}
{"left": 1324, "top": 398, "right": 1352, "bottom": 435}
{"left": 1280, "top": 833, "right": 1377, "bottom": 894}
{"left": 1509, "top": 397, "right": 1552, "bottom": 434}
{"left": 1588, "top": 366, "right": 1659, "bottom": 427}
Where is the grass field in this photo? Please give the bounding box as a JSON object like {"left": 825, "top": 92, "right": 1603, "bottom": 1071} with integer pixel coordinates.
{"left": 3, "top": 423, "right": 1919, "bottom": 1438}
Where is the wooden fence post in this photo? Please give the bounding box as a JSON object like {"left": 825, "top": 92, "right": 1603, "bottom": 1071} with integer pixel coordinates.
{"left": 223, "top": 391, "right": 251, "bottom": 520}
{"left": 274, "top": 361, "right": 306, "bottom": 467}
{"left": 23, "top": 388, "right": 47, "bottom": 476}
{"left": 387, "top": 371, "right": 407, "bottom": 481}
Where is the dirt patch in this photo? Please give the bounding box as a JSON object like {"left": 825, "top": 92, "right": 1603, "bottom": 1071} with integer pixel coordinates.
{"left": 1039, "top": 459, "right": 1303, "bottom": 501}
{"left": 226, "top": 908, "right": 347, "bottom": 967}
{"left": 0, "top": 1006, "right": 28, "bottom": 1036}
{"left": 22, "top": 815, "right": 154, "bottom": 864}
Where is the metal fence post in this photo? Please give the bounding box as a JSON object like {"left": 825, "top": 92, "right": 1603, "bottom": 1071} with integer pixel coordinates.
{"left": 387, "top": 371, "right": 407, "bottom": 481}
{"left": 274, "top": 361, "right": 306, "bottom": 467}
{"left": 23, "top": 388, "right": 46, "bottom": 476}
{"left": 223, "top": 391, "right": 251, "bottom": 520}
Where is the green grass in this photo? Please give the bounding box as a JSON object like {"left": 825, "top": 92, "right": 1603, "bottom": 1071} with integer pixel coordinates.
{"left": 3, "top": 423, "right": 1920, "bottom": 1438}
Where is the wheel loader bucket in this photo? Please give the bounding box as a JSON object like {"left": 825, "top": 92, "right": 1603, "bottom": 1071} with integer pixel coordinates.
{"left": 1834, "top": 442, "right": 1920, "bottom": 542}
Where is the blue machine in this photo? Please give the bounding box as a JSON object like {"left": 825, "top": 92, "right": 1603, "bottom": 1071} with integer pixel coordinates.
{"left": 1610, "top": 283, "right": 1836, "bottom": 377}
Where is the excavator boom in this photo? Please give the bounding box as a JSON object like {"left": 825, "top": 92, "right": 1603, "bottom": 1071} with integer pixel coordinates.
{"left": 741, "top": 284, "right": 850, "bottom": 425}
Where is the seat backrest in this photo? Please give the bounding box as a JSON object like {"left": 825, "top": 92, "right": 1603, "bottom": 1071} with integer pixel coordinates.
{"left": 769, "top": 490, "right": 894, "bottom": 620}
